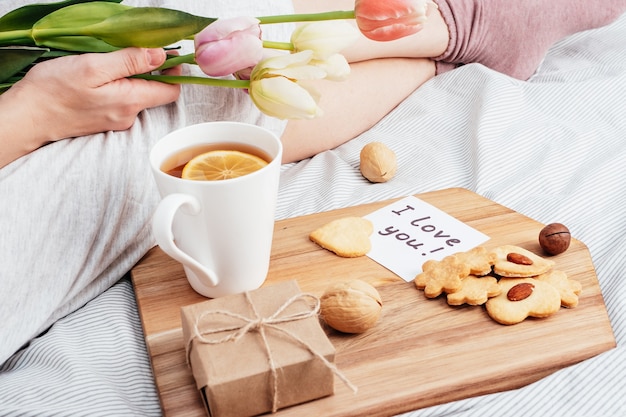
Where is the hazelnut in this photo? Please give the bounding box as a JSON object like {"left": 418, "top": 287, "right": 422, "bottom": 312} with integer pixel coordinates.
{"left": 359, "top": 142, "right": 397, "bottom": 183}
{"left": 539, "top": 223, "right": 571, "bottom": 255}
{"left": 320, "top": 280, "right": 382, "bottom": 333}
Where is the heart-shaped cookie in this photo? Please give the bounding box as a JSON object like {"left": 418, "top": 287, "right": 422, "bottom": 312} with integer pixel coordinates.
{"left": 309, "top": 217, "right": 373, "bottom": 258}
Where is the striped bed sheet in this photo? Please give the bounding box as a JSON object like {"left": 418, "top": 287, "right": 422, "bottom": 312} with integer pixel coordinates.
{"left": 1, "top": 10, "right": 625, "bottom": 417}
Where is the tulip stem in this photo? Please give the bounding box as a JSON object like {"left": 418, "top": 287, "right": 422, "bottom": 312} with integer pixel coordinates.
{"left": 262, "top": 41, "right": 293, "bottom": 51}
{"left": 133, "top": 74, "right": 250, "bottom": 89}
{"left": 158, "top": 53, "right": 196, "bottom": 70}
{"left": 256, "top": 10, "right": 355, "bottom": 25}
{"left": 0, "top": 29, "right": 34, "bottom": 45}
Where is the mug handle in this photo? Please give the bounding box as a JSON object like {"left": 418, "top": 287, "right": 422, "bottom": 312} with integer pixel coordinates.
{"left": 152, "top": 193, "right": 220, "bottom": 291}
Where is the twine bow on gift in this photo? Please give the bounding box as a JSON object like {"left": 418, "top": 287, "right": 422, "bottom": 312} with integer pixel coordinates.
{"left": 185, "top": 292, "right": 358, "bottom": 413}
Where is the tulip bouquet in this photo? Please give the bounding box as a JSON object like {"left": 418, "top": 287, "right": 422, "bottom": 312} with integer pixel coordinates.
{"left": 0, "top": 0, "right": 434, "bottom": 119}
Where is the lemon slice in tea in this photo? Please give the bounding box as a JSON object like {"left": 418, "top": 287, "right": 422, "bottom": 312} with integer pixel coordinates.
{"left": 181, "top": 150, "right": 268, "bottom": 181}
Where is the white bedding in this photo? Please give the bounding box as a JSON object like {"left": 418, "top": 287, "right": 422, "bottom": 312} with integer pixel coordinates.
{"left": 1, "top": 6, "right": 625, "bottom": 417}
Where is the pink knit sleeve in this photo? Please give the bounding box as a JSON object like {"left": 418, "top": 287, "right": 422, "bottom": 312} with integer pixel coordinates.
{"left": 431, "top": 0, "right": 626, "bottom": 80}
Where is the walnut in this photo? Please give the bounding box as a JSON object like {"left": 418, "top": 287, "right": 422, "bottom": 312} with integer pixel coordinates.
{"left": 359, "top": 142, "right": 397, "bottom": 183}
{"left": 320, "top": 280, "right": 382, "bottom": 333}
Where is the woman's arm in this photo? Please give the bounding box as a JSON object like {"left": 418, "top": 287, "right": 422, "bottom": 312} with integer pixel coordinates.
{"left": 0, "top": 48, "right": 181, "bottom": 168}
{"left": 281, "top": 57, "right": 435, "bottom": 163}
{"left": 281, "top": 0, "right": 448, "bottom": 163}
{"left": 291, "top": 0, "right": 450, "bottom": 61}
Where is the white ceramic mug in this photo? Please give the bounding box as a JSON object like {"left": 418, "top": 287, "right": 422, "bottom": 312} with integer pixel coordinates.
{"left": 150, "top": 122, "right": 282, "bottom": 298}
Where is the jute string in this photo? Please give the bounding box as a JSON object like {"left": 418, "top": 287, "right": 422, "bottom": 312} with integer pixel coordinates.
{"left": 185, "top": 292, "right": 357, "bottom": 413}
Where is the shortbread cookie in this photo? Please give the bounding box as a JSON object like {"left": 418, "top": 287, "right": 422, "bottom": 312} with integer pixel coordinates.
{"left": 536, "top": 270, "right": 582, "bottom": 308}
{"left": 454, "top": 246, "right": 497, "bottom": 276}
{"left": 486, "top": 278, "right": 561, "bottom": 325}
{"left": 447, "top": 275, "right": 501, "bottom": 306}
{"left": 491, "top": 245, "right": 555, "bottom": 277}
{"left": 309, "top": 217, "right": 373, "bottom": 258}
{"left": 414, "top": 255, "right": 470, "bottom": 298}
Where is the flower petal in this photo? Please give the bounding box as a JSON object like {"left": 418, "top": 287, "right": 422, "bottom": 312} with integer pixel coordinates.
{"left": 249, "top": 77, "right": 323, "bottom": 120}
{"left": 355, "top": 0, "right": 435, "bottom": 41}
{"left": 254, "top": 50, "right": 313, "bottom": 71}
{"left": 194, "top": 17, "right": 261, "bottom": 43}
{"left": 291, "top": 21, "right": 359, "bottom": 60}
{"left": 194, "top": 16, "right": 263, "bottom": 76}
{"left": 270, "top": 64, "right": 327, "bottom": 81}
{"left": 195, "top": 32, "right": 263, "bottom": 76}
{"left": 250, "top": 51, "right": 323, "bottom": 81}
{"left": 311, "top": 53, "right": 351, "bottom": 81}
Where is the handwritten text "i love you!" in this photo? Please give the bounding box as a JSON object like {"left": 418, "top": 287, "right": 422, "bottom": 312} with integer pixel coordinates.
{"left": 364, "top": 196, "right": 489, "bottom": 282}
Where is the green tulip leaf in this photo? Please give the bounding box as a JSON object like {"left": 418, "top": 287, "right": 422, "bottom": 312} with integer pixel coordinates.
{"left": 85, "top": 7, "right": 216, "bottom": 48}
{"left": 31, "top": 2, "right": 131, "bottom": 51}
{"left": 0, "top": 0, "right": 122, "bottom": 31}
{"left": 37, "top": 36, "right": 120, "bottom": 52}
{"left": 0, "top": 46, "right": 48, "bottom": 83}
{"left": 31, "top": 3, "right": 215, "bottom": 50}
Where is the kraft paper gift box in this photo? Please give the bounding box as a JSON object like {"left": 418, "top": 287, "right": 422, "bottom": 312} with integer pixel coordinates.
{"left": 180, "top": 280, "right": 339, "bottom": 417}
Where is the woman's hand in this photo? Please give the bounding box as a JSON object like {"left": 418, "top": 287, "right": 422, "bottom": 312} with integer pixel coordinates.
{"left": 0, "top": 47, "right": 181, "bottom": 168}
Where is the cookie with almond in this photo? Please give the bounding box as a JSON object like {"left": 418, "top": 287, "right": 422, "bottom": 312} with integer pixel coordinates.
{"left": 491, "top": 245, "right": 555, "bottom": 277}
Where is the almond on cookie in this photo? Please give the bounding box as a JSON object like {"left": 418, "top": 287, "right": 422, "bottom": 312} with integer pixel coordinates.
{"left": 491, "top": 245, "right": 555, "bottom": 277}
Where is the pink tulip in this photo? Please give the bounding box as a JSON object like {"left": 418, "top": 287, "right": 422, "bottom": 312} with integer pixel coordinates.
{"left": 194, "top": 17, "right": 264, "bottom": 77}
{"left": 354, "top": 0, "right": 435, "bottom": 42}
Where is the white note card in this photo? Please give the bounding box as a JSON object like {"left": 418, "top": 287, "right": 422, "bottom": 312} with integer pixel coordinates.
{"left": 364, "top": 195, "right": 489, "bottom": 282}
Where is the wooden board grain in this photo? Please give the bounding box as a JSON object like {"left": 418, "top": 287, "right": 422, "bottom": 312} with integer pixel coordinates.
{"left": 131, "top": 188, "right": 616, "bottom": 417}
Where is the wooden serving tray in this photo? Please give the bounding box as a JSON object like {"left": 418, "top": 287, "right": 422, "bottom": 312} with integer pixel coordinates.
{"left": 131, "top": 188, "right": 616, "bottom": 417}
